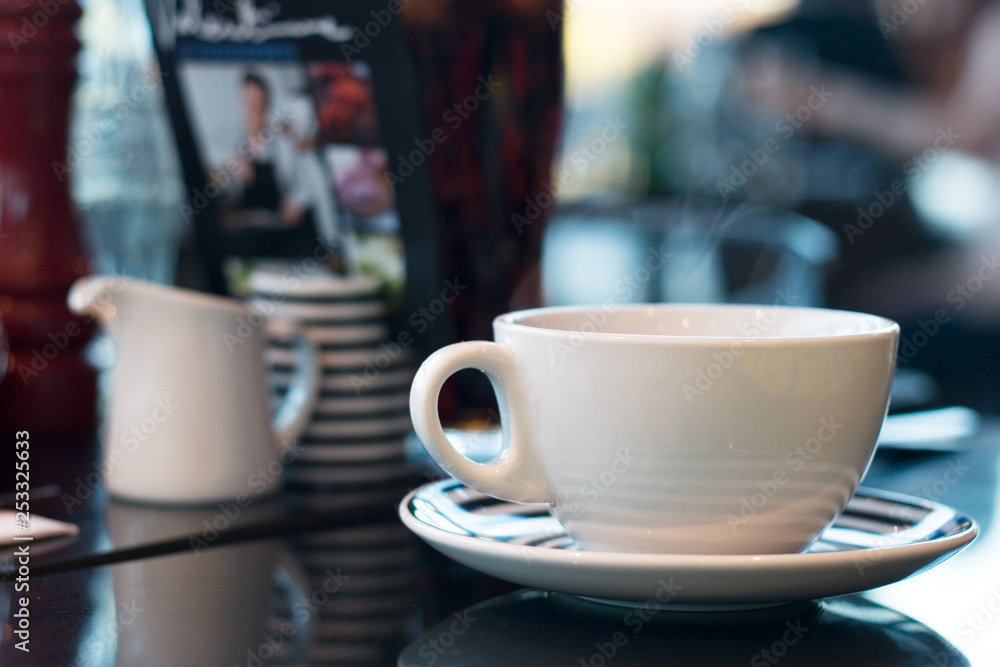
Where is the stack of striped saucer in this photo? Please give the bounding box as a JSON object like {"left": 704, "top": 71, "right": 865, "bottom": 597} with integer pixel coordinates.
{"left": 247, "top": 262, "right": 416, "bottom": 509}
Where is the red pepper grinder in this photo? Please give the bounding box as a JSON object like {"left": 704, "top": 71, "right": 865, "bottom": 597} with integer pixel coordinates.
{"left": 0, "top": 0, "right": 98, "bottom": 435}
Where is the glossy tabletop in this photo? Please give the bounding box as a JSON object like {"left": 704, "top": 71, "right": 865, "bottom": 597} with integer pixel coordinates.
{"left": 1, "top": 419, "right": 999, "bottom": 667}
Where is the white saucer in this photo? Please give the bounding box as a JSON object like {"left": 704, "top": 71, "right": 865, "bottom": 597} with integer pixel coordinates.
{"left": 399, "top": 479, "right": 978, "bottom": 609}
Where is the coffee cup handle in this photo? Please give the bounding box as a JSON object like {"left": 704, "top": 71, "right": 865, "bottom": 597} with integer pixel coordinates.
{"left": 410, "top": 341, "right": 551, "bottom": 503}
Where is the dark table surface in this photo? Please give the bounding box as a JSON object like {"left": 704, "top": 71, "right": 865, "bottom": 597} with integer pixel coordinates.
{"left": 2, "top": 418, "right": 998, "bottom": 667}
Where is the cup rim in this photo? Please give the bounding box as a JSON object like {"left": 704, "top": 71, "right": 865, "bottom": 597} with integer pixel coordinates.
{"left": 494, "top": 303, "right": 899, "bottom": 343}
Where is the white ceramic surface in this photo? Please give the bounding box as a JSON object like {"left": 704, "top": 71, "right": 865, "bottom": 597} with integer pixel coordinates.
{"left": 410, "top": 304, "right": 900, "bottom": 555}
{"left": 399, "top": 480, "right": 978, "bottom": 608}
{"left": 68, "top": 276, "right": 321, "bottom": 504}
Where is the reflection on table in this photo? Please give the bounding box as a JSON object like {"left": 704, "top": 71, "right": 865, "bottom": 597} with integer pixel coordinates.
{"left": 400, "top": 589, "right": 967, "bottom": 667}
{"left": 1, "top": 418, "right": 998, "bottom": 666}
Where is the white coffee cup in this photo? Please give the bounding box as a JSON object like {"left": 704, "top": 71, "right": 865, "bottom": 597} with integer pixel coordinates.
{"left": 410, "top": 303, "right": 899, "bottom": 555}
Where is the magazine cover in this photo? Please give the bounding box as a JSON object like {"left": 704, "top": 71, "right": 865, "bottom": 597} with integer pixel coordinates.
{"left": 143, "top": 0, "right": 442, "bottom": 344}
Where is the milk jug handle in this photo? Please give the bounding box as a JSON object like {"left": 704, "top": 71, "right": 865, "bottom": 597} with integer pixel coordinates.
{"left": 265, "top": 320, "right": 320, "bottom": 453}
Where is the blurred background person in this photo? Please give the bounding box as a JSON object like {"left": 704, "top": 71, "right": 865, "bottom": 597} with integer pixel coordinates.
{"left": 223, "top": 72, "right": 321, "bottom": 257}
{"left": 741, "top": 0, "right": 1000, "bottom": 327}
